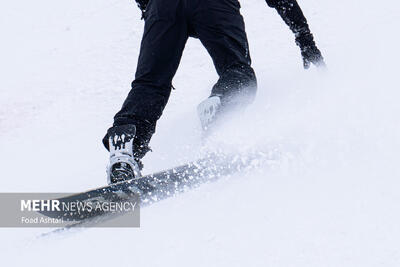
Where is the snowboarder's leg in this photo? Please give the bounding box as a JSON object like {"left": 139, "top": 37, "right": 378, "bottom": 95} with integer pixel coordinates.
{"left": 103, "top": 0, "right": 189, "bottom": 181}
{"left": 192, "top": 0, "right": 257, "bottom": 131}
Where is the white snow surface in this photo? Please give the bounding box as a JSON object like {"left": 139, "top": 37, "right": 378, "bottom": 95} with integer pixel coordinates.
{"left": 1, "top": 0, "right": 400, "bottom": 266}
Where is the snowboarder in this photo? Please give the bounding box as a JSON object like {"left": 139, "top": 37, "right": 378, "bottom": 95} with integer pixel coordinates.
{"left": 103, "top": 0, "right": 325, "bottom": 184}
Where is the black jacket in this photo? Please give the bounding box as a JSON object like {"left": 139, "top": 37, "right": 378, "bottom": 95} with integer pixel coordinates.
{"left": 136, "top": 0, "right": 311, "bottom": 35}
{"left": 265, "top": 0, "right": 310, "bottom": 36}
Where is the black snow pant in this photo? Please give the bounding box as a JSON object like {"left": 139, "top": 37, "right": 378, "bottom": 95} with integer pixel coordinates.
{"left": 107, "top": 0, "right": 257, "bottom": 155}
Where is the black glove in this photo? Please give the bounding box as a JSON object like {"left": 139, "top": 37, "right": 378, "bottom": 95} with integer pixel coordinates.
{"left": 296, "top": 31, "right": 325, "bottom": 69}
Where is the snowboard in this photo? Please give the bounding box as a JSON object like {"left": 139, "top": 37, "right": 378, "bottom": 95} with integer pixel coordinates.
{"left": 38, "top": 148, "right": 277, "bottom": 225}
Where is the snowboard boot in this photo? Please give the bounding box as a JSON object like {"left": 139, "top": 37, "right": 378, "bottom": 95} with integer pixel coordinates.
{"left": 197, "top": 92, "right": 255, "bottom": 139}
{"left": 105, "top": 124, "right": 143, "bottom": 184}
{"left": 197, "top": 95, "right": 222, "bottom": 133}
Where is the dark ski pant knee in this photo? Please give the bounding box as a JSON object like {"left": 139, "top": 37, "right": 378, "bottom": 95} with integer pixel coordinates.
{"left": 108, "top": 0, "right": 257, "bottom": 152}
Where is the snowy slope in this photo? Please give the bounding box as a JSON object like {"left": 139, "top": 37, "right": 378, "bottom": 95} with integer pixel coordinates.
{"left": 1, "top": 0, "right": 400, "bottom": 266}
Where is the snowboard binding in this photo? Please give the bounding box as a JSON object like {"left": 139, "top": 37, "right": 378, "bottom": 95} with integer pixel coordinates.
{"left": 106, "top": 124, "right": 142, "bottom": 184}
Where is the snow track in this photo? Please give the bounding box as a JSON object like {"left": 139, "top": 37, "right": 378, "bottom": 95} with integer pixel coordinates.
{"left": 1, "top": 0, "right": 399, "bottom": 266}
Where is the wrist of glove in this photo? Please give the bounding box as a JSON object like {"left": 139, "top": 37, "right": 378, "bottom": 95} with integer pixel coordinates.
{"left": 295, "top": 31, "right": 325, "bottom": 69}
